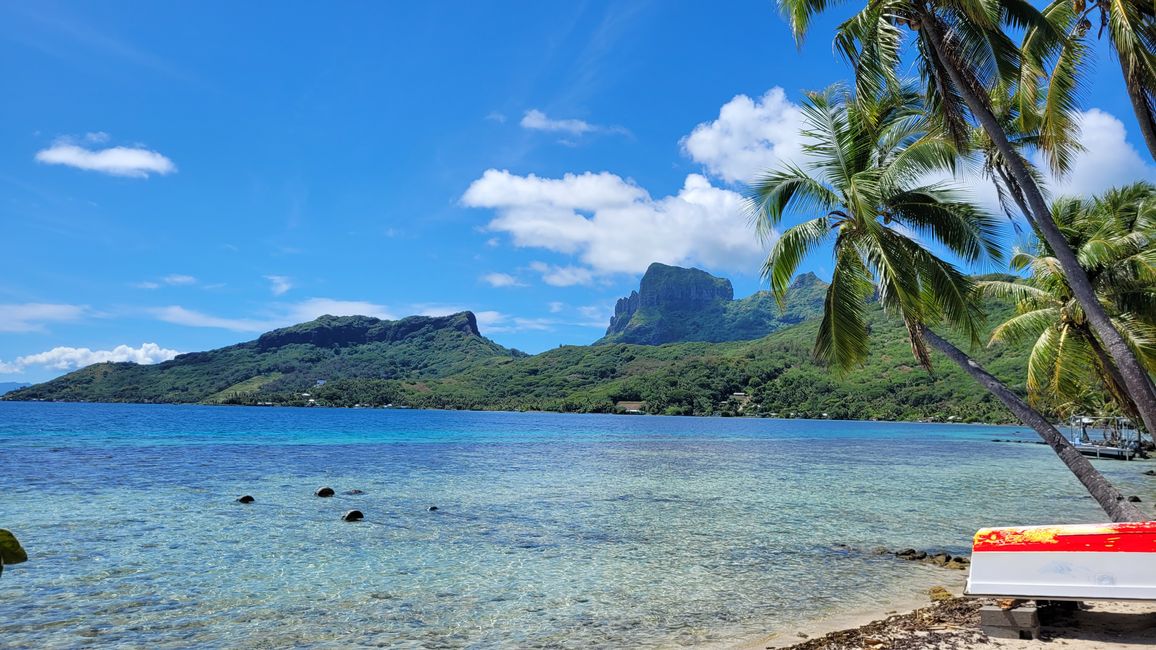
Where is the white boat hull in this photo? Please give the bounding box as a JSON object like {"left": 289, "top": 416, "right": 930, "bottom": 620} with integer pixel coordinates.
{"left": 965, "top": 522, "right": 1156, "bottom": 601}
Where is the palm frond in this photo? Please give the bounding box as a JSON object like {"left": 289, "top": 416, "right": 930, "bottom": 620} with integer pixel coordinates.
{"left": 814, "top": 240, "right": 875, "bottom": 370}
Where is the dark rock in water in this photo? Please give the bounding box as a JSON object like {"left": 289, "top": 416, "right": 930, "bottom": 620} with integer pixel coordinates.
{"left": 930, "top": 553, "right": 952, "bottom": 566}
{"left": 236, "top": 495, "right": 255, "bottom": 504}
{"left": 343, "top": 489, "right": 365, "bottom": 495}
{"left": 1129, "top": 495, "right": 1142, "bottom": 502}
{"left": 427, "top": 506, "right": 439, "bottom": 512}
{"left": 0, "top": 529, "right": 28, "bottom": 571}
{"left": 342, "top": 510, "right": 364, "bottom": 522}
{"left": 896, "top": 548, "right": 918, "bottom": 558}
{"left": 315, "top": 487, "right": 335, "bottom": 497}
{"left": 1144, "top": 470, "right": 1156, "bottom": 476}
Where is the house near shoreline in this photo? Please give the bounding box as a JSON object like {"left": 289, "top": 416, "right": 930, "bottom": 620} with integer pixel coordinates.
{"left": 615, "top": 401, "right": 646, "bottom": 414}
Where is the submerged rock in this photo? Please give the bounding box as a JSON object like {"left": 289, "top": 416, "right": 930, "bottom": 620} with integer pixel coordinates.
{"left": 343, "top": 489, "right": 365, "bottom": 495}
{"left": 427, "top": 506, "right": 439, "bottom": 512}
{"left": 342, "top": 510, "right": 364, "bottom": 522}
{"left": 315, "top": 487, "right": 335, "bottom": 497}
{"left": 237, "top": 495, "right": 255, "bottom": 504}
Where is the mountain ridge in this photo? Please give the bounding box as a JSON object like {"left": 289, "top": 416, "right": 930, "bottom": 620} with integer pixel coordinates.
{"left": 598, "top": 263, "right": 826, "bottom": 345}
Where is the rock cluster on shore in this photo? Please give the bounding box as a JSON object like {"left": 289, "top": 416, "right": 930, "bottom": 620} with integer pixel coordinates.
{"left": 881, "top": 548, "right": 971, "bottom": 571}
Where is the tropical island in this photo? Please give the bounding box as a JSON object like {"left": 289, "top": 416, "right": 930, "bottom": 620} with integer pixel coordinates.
{"left": 6, "top": 262, "right": 1038, "bottom": 423}
{"left": 4, "top": 0, "right": 1156, "bottom": 648}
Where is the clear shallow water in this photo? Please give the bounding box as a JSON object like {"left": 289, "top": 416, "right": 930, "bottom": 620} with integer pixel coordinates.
{"left": 1, "top": 402, "right": 1152, "bottom": 649}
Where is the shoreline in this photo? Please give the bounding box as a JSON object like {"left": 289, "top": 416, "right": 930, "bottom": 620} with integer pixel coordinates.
{"left": 0, "top": 398, "right": 1028, "bottom": 427}
{"left": 727, "top": 569, "right": 968, "bottom": 650}
{"left": 735, "top": 584, "right": 1156, "bottom": 650}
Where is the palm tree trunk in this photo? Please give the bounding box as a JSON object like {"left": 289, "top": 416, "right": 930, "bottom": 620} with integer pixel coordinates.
{"left": 1118, "top": 54, "right": 1156, "bottom": 163}
{"left": 1087, "top": 333, "right": 1147, "bottom": 436}
{"left": 917, "top": 11, "right": 1156, "bottom": 440}
{"left": 920, "top": 325, "right": 1146, "bottom": 522}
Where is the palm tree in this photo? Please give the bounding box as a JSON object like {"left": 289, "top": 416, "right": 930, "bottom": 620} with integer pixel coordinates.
{"left": 778, "top": 0, "right": 1156, "bottom": 444}
{"left": 750, "top": 87, "right": 1144, "bottom": 522}
{"left": 982, "top": 183, "right": 1156, "bottom": 425}
{"left": 1052, "top": 0, "right": 1156, "bottom": 160}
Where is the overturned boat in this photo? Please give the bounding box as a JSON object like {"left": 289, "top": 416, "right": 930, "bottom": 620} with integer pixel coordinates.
{"left": 966, "top": 522, "right": 1156, "bottom": 601}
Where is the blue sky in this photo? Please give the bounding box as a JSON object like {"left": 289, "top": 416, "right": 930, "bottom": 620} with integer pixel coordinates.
{"left": 2, "top": 0, "right": 1154, "bottom": 383}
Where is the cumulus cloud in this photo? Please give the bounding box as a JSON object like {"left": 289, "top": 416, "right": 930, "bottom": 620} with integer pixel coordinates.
{"left": 681, "top": 87, "right": 806, "bottom": 185}
{"left": 0, "top": 303, "right": 88, "bottom": 332}
{"left": 521, "top": 109, "right": 597, "bottom": 135}
{"left": 463, "top": 170, "right": 769, "bottom": 278}
{"left": 940, "top": 108, "right": 1156, "bottom": 216}
{"left": 480, "top": 272, "right": 525, "bottom": 288}
{"left": 35, "top": 138, "right": 177, "bottom": 178}
{"left": 7, "top": 343, "right": 180, "bottom": 372}
{"left": 1040, "top": 109, "right": 1156, "bottom": 197}
{"left": 265, "top": 275, "right": 293, "bottom": 296}
{"left": 163, "top": 274, "right": 197, "bottom": 286}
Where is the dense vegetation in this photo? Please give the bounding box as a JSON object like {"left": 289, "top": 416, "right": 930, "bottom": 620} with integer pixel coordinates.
{"left": 597, "top": 263, "right": 825, "bottom": 345}
{"left": 5, "top": 313, "right": 519, "bottom": 404}
{"left": 6, "top": 274, "right": 1033, "bottom": 423}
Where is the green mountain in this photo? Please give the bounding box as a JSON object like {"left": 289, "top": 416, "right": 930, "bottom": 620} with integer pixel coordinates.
{"left": 597, "top": 262, "right": 825, "bottom": 345}
{"left": 4, "top": 312, "right": 520, "bottom": 404}
{"left": 4, "top": 267, "right": 1040, "bottom": 423}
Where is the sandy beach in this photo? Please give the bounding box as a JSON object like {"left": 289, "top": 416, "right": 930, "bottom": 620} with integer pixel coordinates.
{"left": 745, "top": 582, "right": 1156, "bottom": 650}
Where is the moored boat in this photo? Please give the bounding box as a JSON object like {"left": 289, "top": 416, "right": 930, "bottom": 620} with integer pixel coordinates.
{"left": 965, "top": 522, "right": 1156, "bottom": 600}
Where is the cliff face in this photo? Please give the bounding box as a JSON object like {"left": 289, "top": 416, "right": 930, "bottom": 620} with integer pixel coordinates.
{"left": 598, "top": 264, "right": 826, "bottom": 345}
{"left": 606, "top": 263, "right": 734, "bottom": 336}
{"left": 256, "top": 313, "right": 480, "bottom": 349}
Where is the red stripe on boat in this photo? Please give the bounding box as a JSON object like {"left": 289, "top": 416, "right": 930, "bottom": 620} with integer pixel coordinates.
{"left": 973, "top": 522, "right": 1156, "bottom": 553}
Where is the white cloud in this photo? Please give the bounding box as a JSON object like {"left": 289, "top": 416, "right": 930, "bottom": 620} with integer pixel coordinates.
{"left": 0, "top": 303, "right": 88, "bottom": 332}
{"left": 132, "top": 281, "right": 161, "bottom": 290}
{"left": 84, "top": 131, "right": 110, "bottom": 144}
{"left": 150, "top": 298, "right": 397, "bottom": 333}
{"left": 265, "top": 275, "right": 293, "bottom": 296}
{"left": 578, "top": 304, "right": 612, "bottom": 323}
{"left": 943, "top": 108, "right": 1156, "bottom": 216}
{"left": 464, "top": 170, "right": 769, "bottom": 279}
{"left": 464, "top": 169, "right": 646, "bottom": 213}
{"left": 35, "top": 140, "right": 177, "bottom": 178}
{"left": 521, "top": 109, "right": 596, "bottom": 135}
{"left": 486, "top": 112, "right": 507, "bottom": 124}
{"left": 1040, "top": 109, "right": 1156, "bottom": 197}
{"left": 163, "top": 274, "right": 196, "bottom": 286}
{"left": 529, "top": 262, "right": 596, "bottom": 287}
{"left": 547, "top": 301, "right": 566, "bottom": 313}
{"left": 286, "top": 298, "right": 394, "bottom": 322}
{"left": 681, "top": 87, "right": 806, "bottom": 185}
{"left": 480, "top": 272, "right": 525, "bottom": 288}
{"left": 150, "top": 306, "right": 271, "bottom": 332}
{"left": 7, "top": 343, "right": 180, "bottom": 372}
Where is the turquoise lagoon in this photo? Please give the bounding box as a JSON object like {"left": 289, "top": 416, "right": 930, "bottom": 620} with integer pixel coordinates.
{"left": 0, "top": 402, "right": 1151, "bottom": 648}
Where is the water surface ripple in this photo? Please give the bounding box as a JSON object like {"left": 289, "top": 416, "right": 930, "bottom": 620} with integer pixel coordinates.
{"left": 0, "top": 402, "right": 1149, "bottom": 648}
